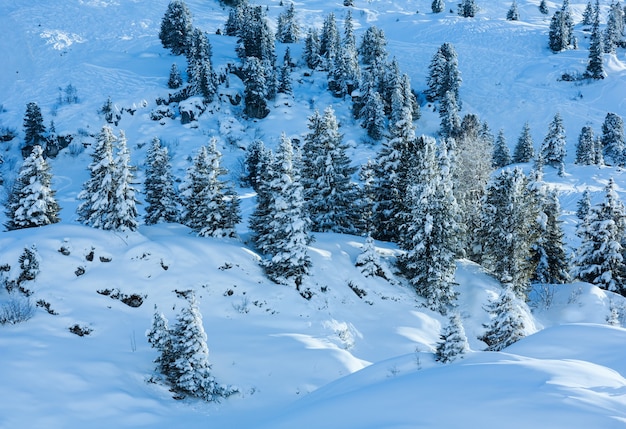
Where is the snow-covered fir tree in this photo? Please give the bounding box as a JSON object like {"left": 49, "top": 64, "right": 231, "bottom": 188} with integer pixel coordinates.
{"left": 432, "top": 0, "right": 445, "bottom": 13}
{"left": 186, "top": 28, "right": 217, "bottom": 102}
{"left": 548, "top": 1, "right": 575, "bottom": 52}
{"left": 303, "top": 27, "right": 321, "bottom": 69}
{"left": 539, "top": 0, "right": 549, "bottom": 14}
{"left": 513, "top": 122, "right": 535, "bottom": 163}
{"left": 144, "top": 138, "right": 180, "bottom": 225}
{"left": 574, "top": 178, "right": 626, "bottom": 295}
{"left": 439, "top": 90, "right": 461, "bottom": 140}
{"left": 358, "top": 26, "right": 388, "bottom": 68}
{"left": 22, "top": 102, "right": 46, "bottom": 156}
{"left": 492, "top": 129, "right": 512, "bottom": 168}
{"left": 301, "top": 108, "right": 358, "bottom": 234}
{"left": 17, "top": 244, "right": 40, "bottom": 286}
{"left": 328, "top": 10, "right": 360, "bottom": 98}
{"left": 248, "top": 147, "right": 276, "bottom": 255}
{"left": 146, "top": 305, "right": 175, "bottom": 378}
{"left": 427, "top": 42, "right": 462, "bottom": 104}
{"left": 108, "top": 131, "right": 138, "bottom": 232}
{"left": 243, "top": 57, "right": 269, "bottom": 119}
{"left": 575, "top": 125, "right": 596, "bottom": 165}
{"left": 435, "top": 312, "right": 470, "bottom": 363}
{"left": 507, "top": 1, "right": 520, "bottom": 21}
{"left": 604, "top": 1, "right": 625, "bottom": 54}
{"left": 458, "top": 0, "right": 478, "bottom": 17}
{"left": 576, "top": 188, "right": 592, "bottom": 221}
{"left": 168, "top": 63, "right": 183, "bottom": 89}
{"left": 480, "top": 285, "right": 531, "bottom": 351}
{"left": 243, "top": 139, "right": 270, "bottom": 192}
{"left": 586, "top": 0, "right": 604, "bottom": 80}
{"left": 277, "top": 57, "right": 293, "bottom": 95}
{"left": 170, "top": 293, "right": 237, "bottom": 401}
{"left": 533, "top": 189, "right": 570, "bottom": 284}
{"left": 259, "top": 134, "right": 311, "bottom": 288}
{"left": 398, "top": 136, "right": 460, "bottom": 314}
{"left": 319, "top": 13, "right": 340, "bottom": 71}
{"left": 356, "top": 159, "right": 376, "bottom": 235}
{"left": 601, "top": 112, "right": 625, "bottom": 167}
{"left": 224, "top": 0, "right": 248, "bottom": 36}
{"left": 276, "top": 2, "right": 299, "bottom": 43}
{"left": 581, "top": 0, "right": 594, "bottom": 26}
{"left": 159, "top": 0, "right": 194, "bottom": 56}
{"left": 480, "top": 167, "right": 538, "bottom": 299}
{"left": 359, "top": 79, "right": 386, "bottom": 141}
{"left": 541, "top": 112, "right": 567, "bottom": 174}
{"left": 180, "top": 139, "right": 240, "bottom": 238}
{"left": 6, "top": 145, "right": 60, "bottom": 231}
{"left": 355, "top": 234, "right": 391, "bottom": 280}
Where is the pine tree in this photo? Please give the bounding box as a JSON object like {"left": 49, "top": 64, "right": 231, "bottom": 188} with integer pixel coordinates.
{"left": 458, "top": 0, "right": 478, "bottom": 17}
{"left": 507, "top": 1, "right": 520, "bottom": 21}
{"left": 303, "top": 28, "right": 321, "bottom": 69}
{"left": 548, "top": 1, "right": 575, "bottom": 52}
{"left": 276, "top": 2, "right": 300, "bottom": 43}
{"left": 541, "top": 113, "right": 567, "bottom": 173}
{"left": 168, "top": 63, "right": 183, "bottom": 89}
{"left": 6, "top": 145, "right": 60, "bottom": 231}
{"left": 539, "top": 0, "right": 549, "bottom": 14}
{"left": 435, "top": 313, "right": 470, "bottom": 363}
{"left": 224, "top": 0, "right": 249, "bottom": 36}
{"left": 479, "top": 286, "right": 529, "bottom": 351}
{"left": 533, "top": 189, "right": 570, "bottom": 284}
{"left": 277, "top": 59, "right": 293, "bottom": 95}
{"left": 574, "top": 178, "right": 626, "bottom": 295}
{"left": 243, "top": 140, "right": 270, "bottom": 192}
{"left": 17, "top": 244, "right": 40, "bottom": 285}
{"left": 76, "top": 126, "right": 118, "bottom": 230}
{"left": 602, "top": 112, "right": 625, "bottom": 167}
{"left": 186, "top": 28, "right": 217, "bottom": 102}
{"left": 181, "top": 139, "right": 240, "bottom": 238}
{"left": 575, "top": 125, "right": 596, "bottom": 165}
{"left": 355, "top": 234, "right": 391, "bottom": 279}
{"left": 243, "top": 57, "right": 269, "bottom": 119}
{"left": 432, "top": 0, "right": 445, "bottom": 13}
{"left": 319, "top": 13, "right": 340, "bottom": 70}
{"left": 480, "top": 168, "right": 537, "bottom": 299}
{"left": 358, "top": 26, "right": 388, "bottom": 68}
{"left": 586, "top": 0, "right": 604, "bottom": 80}
{"left": 360, "top": 85, "right": 386, "bottom": 141}
{"left": 301, "top": 108, "right": 358, "bottom": 233}
{"left": 582, "top": 1, "right": 594, "bottom": 25}
{"left": 159, "top": 0, "right": 194, "bottom": 56}
{"left": 23, "top": 102, "right": 46, "bottom": 156}
{"left": 513, "top": 122, "right": 535, "bottom": 163}
{"left": 261, "top": 134, "right": 311, "bottom": 288}
{"left": 427, "top": 43, "right": 462, "bottom": 104}
{"left": 328, "top": 10, "right": 360, "bottom": 98}
{"left": 236, "top": 5, "right": 276, "bottom": 94}
{"left": 356, "top": 160, "right": 376, "bottom": 235}
{"left": 439, "top": 90, "right": 461, "bottom": 139}
{"left": 249, "top": 147, "right": 276, "bottom": 255}
{"left": 576, "top": 188, "right": 592, "bottom": 221}
{"left": 398, "top": 136, "right": 460, "bottom": 314}
{"left": 108, "top": 131, "right": 138, "bottom": 232}
{"left": 492, "top": 129, "right": 512, "bottom": 168}
{"left": 144, "top": 138, "right": 180, "bottom": 225}
{"left": 604, "top": 2, "right": 625, "bottom": 54}
{"left": 146, "top": 305, "right": 175, "bottom": 377}
{"left": 170, "top": 293, "right": 237, "bottom": 401}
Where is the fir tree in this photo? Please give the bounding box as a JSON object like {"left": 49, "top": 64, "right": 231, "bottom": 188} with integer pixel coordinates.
{"left": 186, "top": 28, "right": 217, "bottom": 102}
{"left": 146, "top": 305, "right": 175, "bottom": 377}
{"left": 276, "top": 2, "right": 300, "bottom": 43}
{"left": 479, "top": 286, "right": 529, "bottom": 351}
{"left": 458, "top": 0, "right": 478, "bottom": 17}
{"left": 575, "top": 125, "right": 596, "bottom": 165}
{"left": 144, "top": 138, "right": 180, "bottom": 225}
{"left": 513, "top": 122, "right": 535, "bottom": 163}
{"left": 492, "top": 129, "right": 512, "bottom": 168}
{"left": 480, "top": 168, "right": 537, "bottom": 299}
{"left": 249, "top": 148, "right": 276, "bottom": 254}
{"left": 539, "top": 0, "right": 549, "bottom": 14}
{"left": 548, "top": 1, "right": 575, "bottom": 52}
{"left": 243, "top": 57, "right": 269, "bottom": 119}
{"left": 23, "top": 102, "right": 46, "bottom": 156}
{"left": 604, "top": 2, "right": 625, "bottom": 54}
{"left": 435, "top": 313, "right": 470, "bottom": 363}
{"left": 319, "top": 13, "right": 340, "bottom": 70}
{"left": 360, "top": 85, "right": 386, "bottom": 141}
{"left": 533, "top": 189, "right": 570, "bottom": 284}
{"left": 576, "top": 188, "right": 592, "bottom": 221}
{"left": 17, "top": 244, "right": 40, "bottom": 285}
{"left": 243, "top": 139, "right": 270, "bottom": 192}
{"left": 358, "top": 26, "right": 388, "bottom": 68}
{"left": 573, "top": 178, "right": 626, "bottom": 295}
{"left": 159, "top": 0, "right": 194, "bottom": 56}
{"left": 356, "top": 160, "right": 376, "bottom": 235}
{"left": 108, "top": 131, "right": 138, "bottom": 232}
{"left": 586, "top": 0, "right": 604, "bottom": 80}
{"left": 301, "top": 108, "right": 358, "bottom": 233}
{"left": 6, "top": 145, "right": 60, "bottom": 231}
{"left": 355, "top": 234, "right": 391, "bottom": 279}
{"left": 261, "top": 134, "right": 311, "bottom": 288}
{"left": 168, "top": 63, "right": 183, "bottom": 89}
{"left": 432, "top": 0, "right": 445, "bottom": 13}
{"left": 439, "top": 90, "right": 461, "bottom": 139}
{"left": 507, "top": 1, "right": 520, "bottom": 21}
{"left": 236, "top": 5, "right": 276, "bottom": 94}
{"left": 582, "top": 1, "right": 594, "bottom": 26}
{"left": 224, "top": 0, "right": 249, "bottom": 36}
{"left": 76, "top": 126, "right": 118, "bottom": 230}
{"left": 602, "top": 112, "right": 626, "bottom": 167}
{"left": 427, "top": 43, "right": 462, "bottom": 104}
{"left": 398, "top": 136, "right": 460, "bottom": 314}
{"left": 303, "top": 28, "right": 321, "bottom": 69}
{"left": 277, "top": 59, "right": 293, "bottom": 95}
{"left": 541, "top": 113, "right": 567, "bottom": 173}
{"left": 180, "top": 139, "right": 240, "bottom": 238}
{"left": 170, "top": 294, "right": 237, "bottom": 401}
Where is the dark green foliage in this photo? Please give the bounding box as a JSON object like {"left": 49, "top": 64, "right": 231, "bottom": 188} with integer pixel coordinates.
{"left": 23, "top": 102, "right": 46, "bottom": 156}
{"left": 585, "top": 1, "right": 604, "bottom": 80}
{"left": 144, "top": 138, "right": 180, "bottom": 225}
{"left": 512, "top": 122, "right": 535, "bottom": 163}
{"left": 243, "top": 140, "right": 270, "bottom": 191}
{"left": 492, "top": 130, "right": 512, "bottom": 168}
{"left": 159, "top": 0, "right": 194, "bottom": 56}
{"left": 432, "top": 0, "right": 445, "bottom": 13}
{"left": 533, "top": 189, "right": 570, "bottom": 284}
{"left": 186, "top": 29, "right": 217, "bottom": 102}
{"left": 168, "top": 63, "right": 183, "bottom": 89}
{"left": 427, "top": 43, "right": 461, "bottom": 104}
{"left": 575, "top": 125, "right": 596, "bottom": 165}
{"left": 358, "top": 26, "right": 387, "bottom": 67}
{"left": 541, "top": 113, "right": 567, "bottom": 173}
{"left": 548, "top": 2, "right": 575, "bottom": 52}
{"left": 242, "top": 57, "right": 269, "bottom": 119}
{"left": 507, "top": 1, "right": 519, "bottom": 20}
{"left": 303, "top": 28, "right": 321, "bottom": 69}
{"left": 458, "top": 0, "right": 478, "bottom": 17}
{"left": 276, "top": 2, "right": 299, "bottom": 43}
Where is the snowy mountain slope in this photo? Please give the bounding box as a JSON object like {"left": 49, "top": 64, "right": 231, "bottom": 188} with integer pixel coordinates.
{"left": 1, "top": 0, "right": 626, "bottom": 427}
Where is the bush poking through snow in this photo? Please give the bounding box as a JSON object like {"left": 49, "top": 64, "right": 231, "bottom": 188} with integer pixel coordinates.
{"left": 0, "top": 295, "right": 35, "bottom": 325}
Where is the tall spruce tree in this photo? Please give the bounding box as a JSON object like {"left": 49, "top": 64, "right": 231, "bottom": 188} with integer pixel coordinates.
{"left": 243, "top": 57, "right": 270, "bottom": 119}
{"left": 507, "top": 1, "right": 520, "bottom": 20}
{"left": 533, "top": 189, "right": 570, "bottom": 284}
{"left": 146, "top": 305, "right": 175, "bottom": 378}
{"left": 6, "top": 145, "right": 60, "bottom": 230}
{"left": 186, "top": 28, "right": 217, "bottom": 102}
{"left": 303, "top": 28, "right": 321, "bottom": 69}
{"left": 23, "top": 102, "right": 46, "bottom": 156}
{"left": 575, "top": 125, "right": 596, "bottom": 165}
{"left": 159, "top": 0, "right": 194, "bottom": 56}
{"left": 492, "top": 129, "right": 512, "bottom": 168}
{"left": 548, "top": 1, "right": 575, "bottom": 52}
{"left": 427, "top": 43, "right": 462, "bottom": 104}
{"left": 276, "top": 2, "right": 300, "bottom": 43}
{"left": 439, "top": 90, "right": 461, "bottom": 140}
{"left": 432, "top": 0, "right": 445, "bottom": 13}
{"left": 180, "top": 139, "right": 240, "bottom": 238}
{"left": 301, "top": 108, "right": 358, "bottom": 233}
{"left": 144, "top": 138, "right": 180, "bottom": 225}
{"left": 604, "top": 2, "right": 625, "bottom": 54}
{"left": 458, "top": 0, "right": 478, "bottom": 17}
{"left": 576, "top": 188, "right": 592, "bottom": 221}
{"left": 602, "top": 112, "right": 625, "bottom": 166}
{"left": 582, "top": 0, "right": 594, "bottom": 25}
{"left": 513, "top": 122, "right": 535, "bottom": 163}
{"left": 108, "top": 131, "right": 138, "bottom": 232}
{"left": 358, "top": 26, "right": 388, "bottom": 68}
{"left": 574, "top": 178, "right": 626, "bottom": 295}
{"left": 541, "top": 113, "right": 567, "bottom": 173}
{"left": 586, "top": 0, "right": 604, "bottom": 80}
{"left": 319, "top": 13, "right": 340, "bottom": 70}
